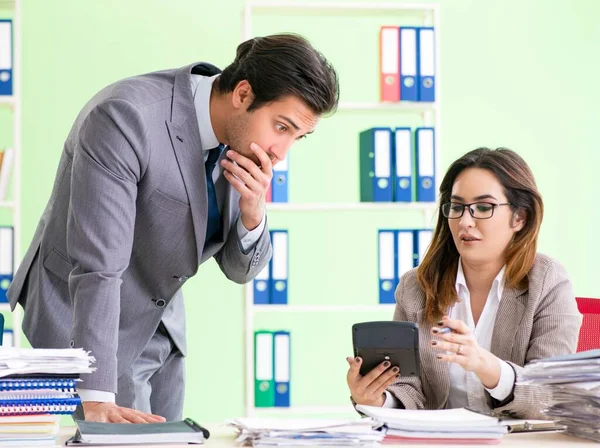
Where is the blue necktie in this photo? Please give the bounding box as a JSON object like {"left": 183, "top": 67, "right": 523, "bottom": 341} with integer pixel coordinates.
{"left": 205, "top": 144, "right": 224, "bottom": 244}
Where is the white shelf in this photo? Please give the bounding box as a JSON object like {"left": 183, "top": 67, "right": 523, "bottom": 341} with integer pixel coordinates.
{"left": 253, "top": 406, "right": 356, "bottom": 415}
{"left": 338, "top": 101, "right": 437, "bottom": 112}
{"left": 247, "top": 2, "right": 438, "bottom": 12}
{"left": 267, "top": 202, "right": 437, "bottom": 212}
{"left": 0, "top": 96, "right": 16, "bottom": 107}
{"left": 0, "top": 201, "right": 15, "bottom": 209}
{"left": 253, "top": 304, "right": 395, "bottom": 313}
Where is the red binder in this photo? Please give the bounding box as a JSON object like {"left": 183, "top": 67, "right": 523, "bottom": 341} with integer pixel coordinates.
{"left": 380, "top": 26, "right": 400, "bottom": 102}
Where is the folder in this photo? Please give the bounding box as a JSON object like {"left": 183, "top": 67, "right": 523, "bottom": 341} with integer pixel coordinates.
{"left": 0, "top": 20, "right": 13, "bottom": 96}
{"left": 254, "top": 331, "right": 275, "bottom": 407}
{"left": 414, "top": 229, "right": 433, "bottom": 266}
{"left": 253, "top": 264, "right": 271, "bottom": 305}
{"left": 0, "top": 226, "right": 13, "bottom": 303}
{"left": 378, "top": 230, "right": 396, "bottom": 304}
{"left": 380, "top": 26, "right": 400, "bottom": 102}
{"left": 273, "top": 330, "right": 291, "bottom": 407}
{"left": 396, "top": 230, "right": 415, "bottom": 283}
{"left": 399, "top": 27, "right": 418, "bottom": 102}
{"left": 270, "top": 231, "right": 288, "bottom": 305}
{"left": 393, "top": 128, "right": 413, "bottom": 202}
{"left": 360, "top": 128, "right": 393, "bottom": 202}
{"left": 415, "top": 127, "right": 436, "bottom": 202}
{"left": 272, "top": 155, "right": 289, "bottom": 203}
{"left": 418, "top": 27, "right": 436, "bottom": 102}
{"left": 2, "top": 329, "right": 13, "bottom": 347}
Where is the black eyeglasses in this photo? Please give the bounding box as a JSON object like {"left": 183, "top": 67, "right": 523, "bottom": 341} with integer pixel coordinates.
{"left": 441, "top": 202, "right": 512, "bottom": 220}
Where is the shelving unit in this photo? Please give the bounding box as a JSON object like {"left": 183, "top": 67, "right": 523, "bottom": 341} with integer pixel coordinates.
{"left": 242, "top": 0, "right": 440, "bottom": 417}
{"left": 0, "top": 0, "right": 22, "bottom": 346}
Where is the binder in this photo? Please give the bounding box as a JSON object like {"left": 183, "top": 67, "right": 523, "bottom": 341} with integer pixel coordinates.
{"left": 378, "top": 230, "right": 396, "bottom": 304}
{"left": 396, "top": 230, "right": 415, "bottom": 283}
{"left": 0, "top": 148, "right": 15, "bottom": 201}
{"left": 414, "top": 229, "right": 433, "bottom": 266}
{"left": 360, "top": 128, "right": 393, "bottom": 202}
{"left": 0, "top": 226, "right": 14, "bottom": 303}
{"left": 272, "top": 155, "right": 289, "bottom": 203}
{"left": 253, "top": 264, "right": 270, "bottom": 305}
{"left": 0, "top": 20, "right": 13, "bottom": 96}
{"left": 418, "top": 27, "right": 436, "bottom": 102}
{"left": 380, "top": 26, "right": 400, "bottom": 102}
{"left": 273, "top": 331, "right": 290, "bottom": 407}
{"left": 393, "top": 127, "right": 413, "bottom": 202}
{"left": 415, "top": 127, "right": 436, "bottom": 202}
{"left": 399, "top": 27, "right": 418, "bottom": 102}
{"left": 0, "top": 378, "right": 77, "bottom": 392}
{"left": 254, "top": 331, "right": 275, "bottom": 407}
{"left": 270, "top": 231, "right": 288, "bottom": 305}
{"left": 0, "top": 397, "right": 80, "bottom": 415}
{"left": 2, "top": 329, "right": 13, "bottom": 347}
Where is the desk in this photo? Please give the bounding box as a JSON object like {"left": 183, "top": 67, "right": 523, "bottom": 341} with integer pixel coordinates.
{"left": 56, "top": 424, "right": 598, "bottom": 447}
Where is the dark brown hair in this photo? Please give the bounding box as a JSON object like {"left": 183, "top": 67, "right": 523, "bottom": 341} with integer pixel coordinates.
{"left": 215, "top": 33, "right": 339, "bottom": 116}
{"left": 417, "top": 148, "right": 544, "bottom": 323}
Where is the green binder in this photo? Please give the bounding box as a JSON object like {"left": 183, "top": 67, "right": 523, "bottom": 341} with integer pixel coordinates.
{"left": 254, "top": 330, "right": 275, "bottom": 407}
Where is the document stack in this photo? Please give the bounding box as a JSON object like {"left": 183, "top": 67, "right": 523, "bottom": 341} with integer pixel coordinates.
{"left": 356, "top": 405, "right": 507, "bottom": 444}
{"left": 0, "top": 347, "right": 95, "bottom": 446}
{"left": 520, "top": 349, "right": 600, "bottom": 442}
{"left": 229, "top": 417, "right": 384, "bottom": 447}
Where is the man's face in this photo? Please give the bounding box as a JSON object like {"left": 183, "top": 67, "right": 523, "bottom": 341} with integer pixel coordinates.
{"left": 224, "top": 87, "right": 320, "bottom": 167}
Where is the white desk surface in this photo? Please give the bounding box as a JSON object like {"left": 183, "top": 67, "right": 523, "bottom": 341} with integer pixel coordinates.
{"left": 55, "top": 424, "right": 599, "bottom": 447}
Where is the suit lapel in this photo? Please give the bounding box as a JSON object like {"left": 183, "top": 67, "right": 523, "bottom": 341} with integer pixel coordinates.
{"left": 490, "top": 284, "right": 528, "bottom": 361}
{"left": 165, "top": 63, "right": 212, "bottom": 263}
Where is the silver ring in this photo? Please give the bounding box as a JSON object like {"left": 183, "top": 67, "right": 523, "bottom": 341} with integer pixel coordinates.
{"left": 457, "top": 344, "right": 463, "bottom": 355}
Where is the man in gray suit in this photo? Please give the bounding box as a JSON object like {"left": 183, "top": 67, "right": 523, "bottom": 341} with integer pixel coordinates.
{"left": 8, "top": 33, "right": 339, "bottom": 423}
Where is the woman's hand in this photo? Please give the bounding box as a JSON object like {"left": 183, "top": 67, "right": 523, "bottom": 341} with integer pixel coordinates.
{"left": 346, "top": 356, "right": 399, "bottom": 407}
{"left": 430, "top": 316, "right": 502, "bottom": 389}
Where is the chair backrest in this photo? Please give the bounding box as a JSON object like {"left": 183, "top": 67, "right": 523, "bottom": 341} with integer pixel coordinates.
{"left": 575, "top": 297, "right": 600, "bottom": 352}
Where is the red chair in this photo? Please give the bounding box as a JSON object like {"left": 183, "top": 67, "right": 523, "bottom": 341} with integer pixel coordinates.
{"left": 575, "top": 297, "right": 600, "bottom": 352}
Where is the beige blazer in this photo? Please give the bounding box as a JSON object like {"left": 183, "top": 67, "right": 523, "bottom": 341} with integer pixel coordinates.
{"left": 388, "top": 253, "right": 582, "bottom": 419}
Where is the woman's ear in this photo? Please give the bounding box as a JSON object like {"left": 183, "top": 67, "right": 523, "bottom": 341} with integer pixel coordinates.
{"left": 511, "top": 208, "right": 527, "bottom": 232}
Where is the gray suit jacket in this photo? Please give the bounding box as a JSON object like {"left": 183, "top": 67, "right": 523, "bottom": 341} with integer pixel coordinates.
{"left": 389, "top": 253, "right": 582, "bottom": 419}
{"left": 8, "top": 63, "right": 272, "bottom": 393}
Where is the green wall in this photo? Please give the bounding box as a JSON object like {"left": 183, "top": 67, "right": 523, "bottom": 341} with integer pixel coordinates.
{"left": 10, "top": 0, "right": 600, "bottom": 422}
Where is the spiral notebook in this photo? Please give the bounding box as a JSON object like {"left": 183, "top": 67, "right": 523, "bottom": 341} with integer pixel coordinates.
{"left": 0, "top": 378, "right": 78, "bottom": 391}
{"left": 0, "top": 397, "right": 81, "bottom": 415}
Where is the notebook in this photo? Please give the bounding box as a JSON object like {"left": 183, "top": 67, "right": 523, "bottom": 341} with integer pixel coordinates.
{"left": 66, "top": 418, "right": 210, "bottom": 445}
{"left": 0, "top": 397, "right": 80, "bottom": 415}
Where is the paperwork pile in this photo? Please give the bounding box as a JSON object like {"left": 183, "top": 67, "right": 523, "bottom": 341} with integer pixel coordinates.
{"left": 520, "top": 349, "right": 600, "bottom": 442}
{"left": 356, "top": 405, "right": 507, "bottom": 444}
{"left": 0, "top": 348, "right": 96, "bottom": 377}
{"left": 229, "top": 417, "right": 384, "bottom": 447}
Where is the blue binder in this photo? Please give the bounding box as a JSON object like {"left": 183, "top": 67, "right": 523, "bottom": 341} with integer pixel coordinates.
{"left": 272, "top": 155, "right": 289, "bottom": 203}
{"left": 273, "top": 330, "right": 291, "bottom": 407}
{"left": 253, "top": 263, "right": 271, "bottom": 305}
{"left": 360, "top": 128, "right": 393, "bottom": 202}
{"left": 378, "top": 230, "right": 397, "bottom": 304}
{"left": 396, "top": 230, "right": 415, "bottom": 283}
{"left": 0, "top": 227, "right": 14, "bottom": 303}
{"left": 417, "top": 27, "right": 436, "bottom": 102}
{"left": 415, "top": 127, "right": 436, "bottom": 202}
{"left": 393, "top": 127, "right": 413, "bottom": 202}
{"left": 270, "top": 231, "right": 288, "bottom": 305}
{"left": 414, "top": 229, "right": 434, "bottom": 266}
{"left": 399, "top": 27, "right": 419, "bottom": 102}
{"left": 0, "top": 20, "right": 13, "bottom": 96}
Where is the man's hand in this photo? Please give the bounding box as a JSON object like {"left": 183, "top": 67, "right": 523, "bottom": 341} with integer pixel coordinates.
{"left": 82, "top": 402, "right": 166, "bottom": 424}
{"left": 221, "top": 142, "right": 273, "bottom": 230}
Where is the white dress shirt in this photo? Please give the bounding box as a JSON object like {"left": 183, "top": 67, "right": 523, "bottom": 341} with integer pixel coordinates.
{"left": 78, "top": 73, "right": 266, "bottom": 404}
{"left": 383, "top": 259, "right": 515, "bottom": 410}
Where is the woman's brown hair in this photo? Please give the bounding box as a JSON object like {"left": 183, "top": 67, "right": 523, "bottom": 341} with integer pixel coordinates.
{"left": 417, "top": 148, "right": 544, "bottom": 324}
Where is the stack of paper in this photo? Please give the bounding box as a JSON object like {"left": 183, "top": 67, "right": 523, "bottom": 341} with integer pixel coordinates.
{"left": 229, "top": 417, "right": 384, "bottom": 447}
{"left": 520, "top": 349, "right": 600, "bottom": 442}
{"left": 0, "top": 348, "right": 96, "bottom": 377}
{"left": 0, "top": 347, "right": 95, "bottom": 446}
{"left": 356, "top": 405, "right": 507, "bottom": 444}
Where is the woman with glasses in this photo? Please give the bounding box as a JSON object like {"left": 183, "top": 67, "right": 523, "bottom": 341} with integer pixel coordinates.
{"left": 346, "top": 148, "right": 582, "bottom": 418}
